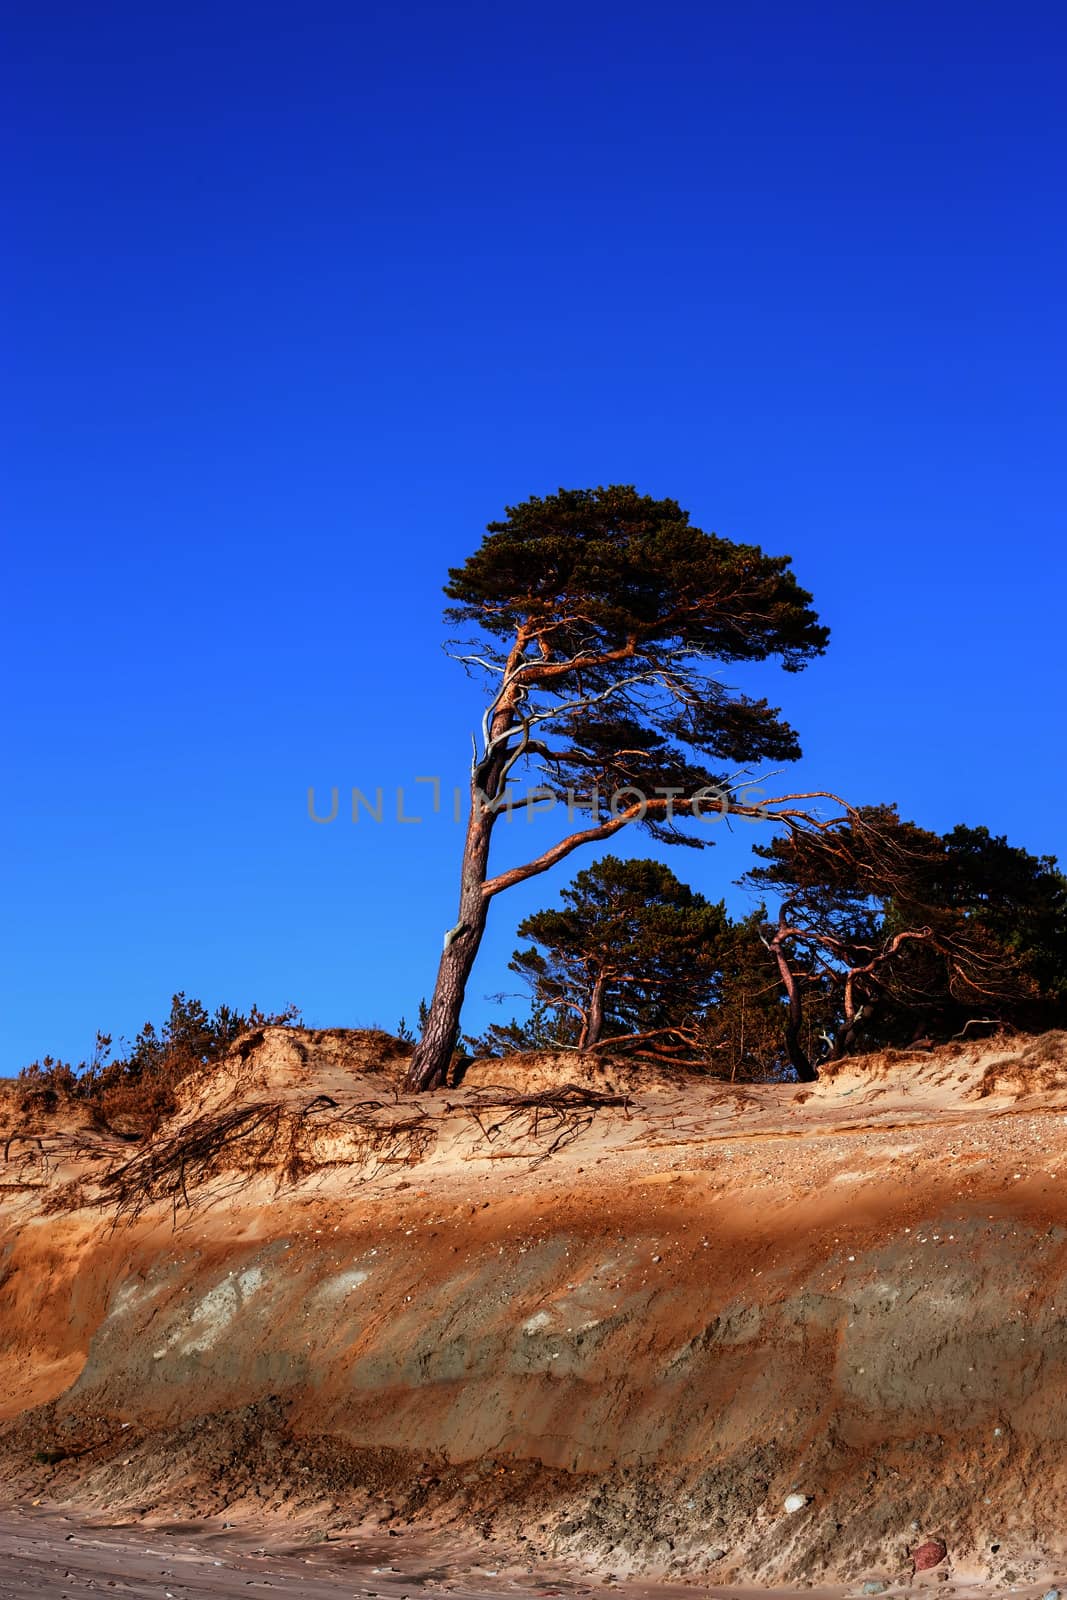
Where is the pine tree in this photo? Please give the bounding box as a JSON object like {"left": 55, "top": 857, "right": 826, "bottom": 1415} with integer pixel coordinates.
{"left": 743, "top": 808, "right": 1066, "bottom": 1069}
{"left": 507, "top": 855, "right": 728, "bottom": 1050}
{"left": 406, "top": 486, "right": 829, "bottom": 1089}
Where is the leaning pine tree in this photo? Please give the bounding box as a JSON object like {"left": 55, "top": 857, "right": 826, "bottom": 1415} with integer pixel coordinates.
{"left": 405, "top": 486, "right": 831, "bottom": 1091}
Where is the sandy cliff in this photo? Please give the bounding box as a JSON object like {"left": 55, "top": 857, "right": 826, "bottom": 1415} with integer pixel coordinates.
{"left": 3, "top": 1027, "right": 1067, "bottom": 1587}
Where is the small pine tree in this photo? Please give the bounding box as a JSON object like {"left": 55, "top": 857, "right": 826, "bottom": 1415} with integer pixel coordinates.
{"left": 508, "top": 855, "right": 729, "bottom": 1050}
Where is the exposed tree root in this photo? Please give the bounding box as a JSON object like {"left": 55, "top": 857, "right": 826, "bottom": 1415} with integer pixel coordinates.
{"left": 457, "top": 1083, "right": 631, "bottom": 1167}
{"left": 98, "top": 1096, "right": 438, "bottom": 1225}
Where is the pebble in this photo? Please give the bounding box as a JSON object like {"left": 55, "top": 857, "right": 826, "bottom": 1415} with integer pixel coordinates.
{"left": 862, "top": 1583, "right": 889, "bottom": 1594}
{"left": 783, "top": 1493, "right": 810, "bottom": 1514}
{"left": 913, "top": 1539, "right": 947, "bottom": 1571}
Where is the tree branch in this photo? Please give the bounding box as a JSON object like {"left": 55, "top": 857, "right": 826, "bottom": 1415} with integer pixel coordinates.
{"left": 481, "top": 791, "right": 853, "bottom": 899}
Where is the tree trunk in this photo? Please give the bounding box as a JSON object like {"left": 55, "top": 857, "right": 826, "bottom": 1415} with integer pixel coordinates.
{"left": 831, "top": 972, "right": 865, "bottom": 1060}
{"left": 405, "top": 639, "right": 533, "bottom": 1092}
{"left": 783, "top": 1015, "right": 817, "bottom": 1082}
{"left": 404, "top": 807, "right": 493, "bottom": 1091}
{"left": 581, "top": 973, "right": 607, "bottom": 1050}
{"left": 829, "top": 971, "right": 857, "bottom": 1060}
{"left": 769, "top": 933, "right": 817, "bottom": 1082}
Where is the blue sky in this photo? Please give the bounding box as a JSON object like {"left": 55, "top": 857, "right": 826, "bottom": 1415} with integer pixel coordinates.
{"left": 4, "top": 1, "right": 1065, "bottom": 1069}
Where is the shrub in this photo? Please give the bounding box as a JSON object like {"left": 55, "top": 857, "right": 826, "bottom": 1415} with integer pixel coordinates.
{"left": 18, "top": 994, "right": 301, "bottom": 1137}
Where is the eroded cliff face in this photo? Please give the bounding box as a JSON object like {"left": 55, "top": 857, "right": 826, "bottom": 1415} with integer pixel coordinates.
{"left": 3, "top": 1029, "right": 1067, "bottom": 1584}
